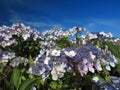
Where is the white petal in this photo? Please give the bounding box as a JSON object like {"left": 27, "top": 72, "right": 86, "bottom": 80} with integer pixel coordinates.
{"left": 82, "top": 58, "right": 88, "bottom": 64}
{"left": 89, "top": 66, "right": 95, "bottom": 73}
{"left": 69, "top": 51, "right": 76, "bottom": 57}
{"left": 106, "top": 65, "right": 111, "bottom": 71}
{"left": 39, "top": 68, "right": 46, "bottom": 74}
{"left": 44, "top": 57, "right": 50, "bottom": 65}
{"left": 83, "top": 65, "right": 88, "bottom": 72}
{"left": 89, "top": 52, "right": 96, "bottom": 60}
{"left": 52, "top": 73, "right": 58, "bottom": 80}
{"left": 92, "top": 76, "right": 99, "bottom": 83}
{"left": 29, "top": 67, "right": 33, "bottom": 73}
{"left": 96, "top": 65, "right": 102, "bottom": 71}
{"left": 64, "top": 50, "right": 76, "bottom": 58}
{"left": 51, "top": 49, "right": 61, "bottom": 56}
{"left": 110, "top": 62, "right": 115, "bottom": 67}
{"left": 112, "top": 55, "right": 118, "bottom": 64}
{"left": 56, "top": 63, "right": 66, "bottom": 72}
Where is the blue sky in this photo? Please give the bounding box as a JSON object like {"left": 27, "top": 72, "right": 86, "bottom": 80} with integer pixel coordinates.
{"left": 0, "top": 0, "right": 120, "bottom": 37}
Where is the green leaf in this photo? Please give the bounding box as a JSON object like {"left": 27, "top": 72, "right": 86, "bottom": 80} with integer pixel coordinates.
{"left": 10, "top": 68, "right": 21, "bottom": 89}
{"left": 55, "top": 36, "right": 71, "bottom": 49}
{"left": 21, "top": 76, "right": 26, "bottom": 80}
{"left": 112, "top": 57, "right": 120, "bottom": 75}
{"left": 0, "top": 68, "right": 3, "bottom": 73}
{"left": 40, "top": 79, "right": 44, "bottom": 86}
{"left": 29, "top": 55, "right": 34, "bottom": 64}
{"left": 57, "top": 80, "right": 63, "bottom": 89}
{"left": 19, "top": 78, "right": 39, "bottom": 90}
{"left": 4, "top": 79, "right": 15, "bottom": 90}
{"left": 4, "top": 79, "right": 11, "bottom": 88}
{"left": 105, "top": 41, "right": 120, "bottom": 58}
{"left": 49, "top": 81, "right": 57, "bottom": 89}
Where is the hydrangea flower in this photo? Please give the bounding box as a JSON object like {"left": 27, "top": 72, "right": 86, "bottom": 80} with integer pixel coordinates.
{"left": 92, "top": 76, "right": 99, "bottom": 83}
{"left": 64, "top": 50, "right": 76, "bottom": 58}
{"left": 44, "top": 57, "right": 50, "bottom": 65}
{"left": 51, "top": 49, "right": 61, "bottom": 57}
{"left": 51, "top": 63, "right": 66, "bottom": 80}
{"left": 86, "top": 32, "right": 98, "bottom": 40}
{"left": 95, "top": 76, "right": 120, "bottom": 90}
{"left": 94, "top": 60, "right": 102, "bottom": 71}
{"left": 9, "top": 56, "right": 28, "bottom": 67}
{"left": 0, "top": 23, "right": 42, "bottom": 48}
{"left": 0, "top": 51, "right": 15, "bottom": 63}
{"left": 63, "top": 44, "right": 117, "bottom": 76}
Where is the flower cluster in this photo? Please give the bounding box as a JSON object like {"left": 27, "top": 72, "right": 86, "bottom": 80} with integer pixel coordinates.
{"left": 0, "top": 51, "right": 15, "bottom": 68}
{"left": 0, "top": 51, "right": 15, "bottom": 63}
{"left": 64, "top": 45, "right": 117, "bottom": 76}
{"left": 92, "top": 76, "right": 120, "bottom": 90}
{"left": 9, "top": 56, "right": 28, "bottom": 67}
{"left": 0, "top": 24, "right": 119, "bottom": 90}
{"left": 29, "top": 44, "right": 118, "bottom": 80}
{"left": 72, "top": 31, "right": 120, "bottom": 46}
{"left": 0, "top": 23, "right": 41, "bottom": 48}
{"left": 42, "top": 26, "right": 85, "bottom": 40}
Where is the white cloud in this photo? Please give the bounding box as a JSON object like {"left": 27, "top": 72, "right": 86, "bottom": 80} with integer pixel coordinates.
{"left": 83, "top": 18, "right": 120, "bottom": 37}
{"left": 86, "top": 18, "right": 120, "bottom": 29}
{"left": 23, "top": 21, "right": 62, "bottom": 29}
{"left": 9, "top": 10, "right": 63, "bottom": 29}
{"left": 63, "top": 19, "right": 82, "bottom": 24}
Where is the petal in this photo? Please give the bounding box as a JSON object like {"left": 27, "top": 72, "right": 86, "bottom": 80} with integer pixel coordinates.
{"left": 82, "top": 58, "right": 88, "bottom": 64}
{"left": 56, "top": 63, "right": 66, "bottom": 72}
{"left": 112, "top": 55, "right": 118, "bottom": 64}
{"left": 51, "top": 68, "right": 56, "bottom": 75}
{"left": 96, "top": 65, "right": 102, "bottom": 71}
{"left": 89, "top": 66, "right": 95, "bottom": 73}
{"left": 65, "top": 50, "right": 76, "bottom": 58}
{"left": 92, "top": 76, "right": 99, "bottom": 83}
{"left": 69, "top": 50, "right": 76, "bottom": 57}
{"left": 51, "top": 49, "right": 61, "bottom": 56}
{"left": 58, "top": 72, "right": 64, "bottom": 78}
{"left": 83, "top": 65, "right": 88, "bottom": 72}
{"left": 52, "top": 73, "right": 58, "bottom": 80}
{"left": 39, "top": 68, "right": 46, "bottom": 74}
{"left": 106, "top": 65, "right": 111, "bottom": 71}
{"left": 110, "top": 61, "right": 115, "bottom": 67}
{"left": 44, "top": 57, "right": 50, "bottom": 65}
{"left": 89, "top": 51, "right": 96, "bottom": 60}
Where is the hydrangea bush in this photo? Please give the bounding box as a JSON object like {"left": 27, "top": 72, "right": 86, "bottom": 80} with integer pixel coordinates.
{"left": 0, "top": 23, "right": 120, "bottom": 90}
